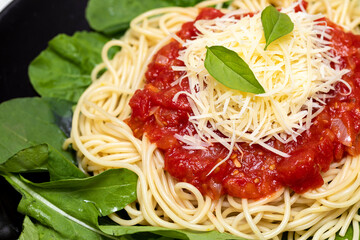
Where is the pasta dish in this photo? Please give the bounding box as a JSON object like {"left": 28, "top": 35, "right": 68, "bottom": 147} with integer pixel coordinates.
{"left": 65, "top": 0, "right": 360, "bottom": 239}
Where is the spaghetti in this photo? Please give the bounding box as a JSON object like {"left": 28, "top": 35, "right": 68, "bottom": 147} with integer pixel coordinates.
{"left": 65, "top": 0, "right": 360, "bottom": 239}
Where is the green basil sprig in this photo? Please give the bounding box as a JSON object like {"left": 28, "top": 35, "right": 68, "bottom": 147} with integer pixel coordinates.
{"left": 261, "top": 5, "right": 294, "bottom": 50}
{"left": 204, "top": 46, "right": 265, "bottom": 94}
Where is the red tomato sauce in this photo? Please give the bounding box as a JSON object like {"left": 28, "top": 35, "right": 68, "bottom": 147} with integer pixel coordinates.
{"left": 126, "top": 6, "right": 360, "bottom": 199}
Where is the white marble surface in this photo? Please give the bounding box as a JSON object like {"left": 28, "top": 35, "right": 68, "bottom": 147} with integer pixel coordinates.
{"left": 0, "top": 0, "right": 14, "bottom": 13}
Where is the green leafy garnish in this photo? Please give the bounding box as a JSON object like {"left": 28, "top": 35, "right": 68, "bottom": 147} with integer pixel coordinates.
{"left": 261, "top": 5, "right": 294, "bottom": 50}
{"left": 100, "top": 225, "right": 242, "bottom": 240}
{"left": 204, "top": 46, "right": 265, "bottom": 94}
{"left": 86, "top": 0, "right": 205, "bottom": 35}
{"left": 3, "top": 170, "right": 137, "bottom": 240}
{"left": 29, "top": 32, "right": 113, "bottom": 103}
{"left": 1, "top": 144, "right": 48, "bottom": 173}
{"left": 335, "top": 224, "right": 353, "bottom": 240}
{"left": 0, "top": 97, "right": 84, "bottom": 180}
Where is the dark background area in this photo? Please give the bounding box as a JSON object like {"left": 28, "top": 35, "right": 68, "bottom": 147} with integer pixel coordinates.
{"left": 0, "top": 0, "right": 91, "bottom": 238}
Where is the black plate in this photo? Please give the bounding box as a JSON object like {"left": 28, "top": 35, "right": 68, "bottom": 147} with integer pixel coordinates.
{"left": 0, "top": 0, "right": 90, "bottom": 239}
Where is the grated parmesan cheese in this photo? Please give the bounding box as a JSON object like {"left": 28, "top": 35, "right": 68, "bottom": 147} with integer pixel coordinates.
{"left": 172, "top": 2, "right": 349, "bottom": 157}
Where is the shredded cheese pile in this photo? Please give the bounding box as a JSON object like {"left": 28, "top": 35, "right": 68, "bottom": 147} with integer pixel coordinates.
{"left": 173, "top": 3, "right": 349, "bottom": 156}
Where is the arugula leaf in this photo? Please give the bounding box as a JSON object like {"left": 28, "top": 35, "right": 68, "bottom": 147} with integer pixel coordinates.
{"left": 19, "top": 216, "right": 40, "bottom": 240}
{"left": 0, "top": 144, "right": 48, "bottom": 173}
{"left": 19, "top": 216, "right": 70, "bottom": 240}
{"left": 86, "top": 0, "right": 205, "bottom": 35}
{"left": 204, "top": 46, "right": 265, "bottom": 94}
{"left": 5, "top": 169, "right": 137, "bottom": 240}
{"left": 261, "top": 5, "right": 294, "bottom": 50}
{"left": 29, "top": 31, "right": 111, "bottom": 103}
{"left": 0, "top": 97, "right": 84, "bottom": 180}
{"left": 335, "top": 224, "right": 353, "bottom": 240}
{"left": 0, "top": 97, "right": 70, "bottom": 164}
{"left": 122, "top": 232, "right": 175, "bottom": 240}
{"left": 43, "top": 97, "right": 74, "bottom": 137}
{"left": 221, "top": 0, "right": 234, "bottom": 8}
{"left": 100, "top": 225, "right": 242, "bottom": 240}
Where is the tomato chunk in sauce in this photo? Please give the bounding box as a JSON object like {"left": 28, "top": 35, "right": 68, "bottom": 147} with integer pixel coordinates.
{"left": 126, "top": 7, "right": 360, "bottom": 199}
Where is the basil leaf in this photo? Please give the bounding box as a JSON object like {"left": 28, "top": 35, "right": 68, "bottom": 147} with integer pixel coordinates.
{"left": 204, "top": 46, "right": 265, "bottom": 94}
{"left": 261, "top": 5, "right": 294, "bottom": 50}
